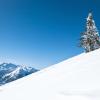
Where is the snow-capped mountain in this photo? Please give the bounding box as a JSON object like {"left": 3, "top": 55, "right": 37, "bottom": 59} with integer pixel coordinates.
{"left": 1, "top": 49, "right": 100, "bottom": 100}
{"left": 0, "top": 63, "right": 38, "bottom": 85}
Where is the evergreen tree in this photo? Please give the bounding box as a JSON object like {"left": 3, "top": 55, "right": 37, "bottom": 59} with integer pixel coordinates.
{"left": 80, "top": 12, "right": 100, "bottom": 52}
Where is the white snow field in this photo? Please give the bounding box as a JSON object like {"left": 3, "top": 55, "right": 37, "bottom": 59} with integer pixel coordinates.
{"left": 0, "top": 49, "right": 100, "bottom": 100}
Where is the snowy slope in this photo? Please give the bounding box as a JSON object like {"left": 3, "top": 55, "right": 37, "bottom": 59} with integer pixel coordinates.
{"left": 0, "top": 49, "right": 100, "bottom": 100}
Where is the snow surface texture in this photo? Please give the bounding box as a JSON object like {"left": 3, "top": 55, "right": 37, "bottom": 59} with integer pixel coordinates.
{"left": 0, "top": 49, "right": 100, "bottom": 100}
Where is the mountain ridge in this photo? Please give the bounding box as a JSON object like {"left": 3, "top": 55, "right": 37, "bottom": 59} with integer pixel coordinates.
{"left": 0, "top": 63, "right": 38, "bottom": 85}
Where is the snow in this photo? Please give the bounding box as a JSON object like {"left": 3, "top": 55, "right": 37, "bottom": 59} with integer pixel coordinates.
{"left": 0, "top": 63, "right": 37, "bottom": 85}
{"left": 3, "top": 67, "right": 21, "bottom": 79}
{"left": 3, "top": 65, "right": 35, "bottom": 79}
{"left": 0, "top": 49, "right": 100, "bottom": 100}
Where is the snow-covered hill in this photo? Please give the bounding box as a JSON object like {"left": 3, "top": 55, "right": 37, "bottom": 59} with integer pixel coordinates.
{"left": 1, "top": 49, "right": 100, "bottom": 100}
{"left": 0, "top": 63, "right": 38, "bottom": 85}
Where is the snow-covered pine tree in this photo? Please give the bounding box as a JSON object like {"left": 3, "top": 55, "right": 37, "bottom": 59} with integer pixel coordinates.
{"left": 80, "top": 12, "right": 100, "bottom": 52}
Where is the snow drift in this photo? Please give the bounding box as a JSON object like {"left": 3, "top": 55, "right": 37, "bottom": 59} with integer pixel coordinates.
{"left": 0, "top": 49, "right": 100, "bottom": 100}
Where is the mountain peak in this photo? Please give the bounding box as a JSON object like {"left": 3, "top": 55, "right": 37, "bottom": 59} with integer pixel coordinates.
{"left": 0, "top": 63, "right": 38, "bottom": 85}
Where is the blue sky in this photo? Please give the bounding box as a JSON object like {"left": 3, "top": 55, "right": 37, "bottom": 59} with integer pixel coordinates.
{"left": 0, "top": 0, "right": 100, "bottom": 69}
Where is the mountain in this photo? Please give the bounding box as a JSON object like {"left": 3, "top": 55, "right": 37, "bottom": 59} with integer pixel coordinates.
{"left": 1, "top": 49, "right": 100, "bottom": 100}
{"left": 0, "top": 63, "right": 38, "bottom": 85}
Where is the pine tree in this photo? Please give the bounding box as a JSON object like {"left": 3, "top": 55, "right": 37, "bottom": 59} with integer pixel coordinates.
{"left": 80, "top": 12, "right": 100, "bottom": 52}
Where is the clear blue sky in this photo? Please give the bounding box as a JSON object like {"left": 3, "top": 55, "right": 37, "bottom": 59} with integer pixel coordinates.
{"left": 0, "top": 0, "right": 100, "bottom": 69}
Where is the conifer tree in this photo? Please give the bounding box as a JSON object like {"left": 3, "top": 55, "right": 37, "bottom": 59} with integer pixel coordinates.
{"left": 80, "top": 12, "right": 100, "bottom": 52}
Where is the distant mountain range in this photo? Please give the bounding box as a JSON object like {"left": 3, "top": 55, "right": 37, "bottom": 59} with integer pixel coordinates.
{"left": 0, "top": 63, "right": 38, "bottom": 85}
